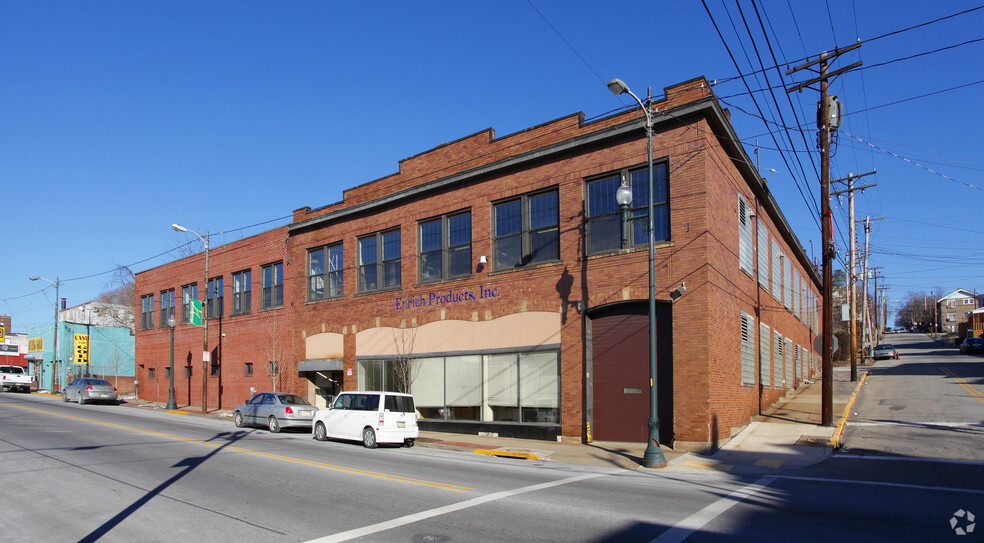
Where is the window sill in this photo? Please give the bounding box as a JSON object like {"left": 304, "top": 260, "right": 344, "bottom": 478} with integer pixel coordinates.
{"left": 585, "top": 240, "right": 674, "bottom": 261}
{"left": 487, "top": 259, "right": 561, "bottom": 276}
{"left": 414, "top": 275, "right": 474, "bottom": 288}
{"left": 354, "top": 285, "right": 404, "bottom": 298}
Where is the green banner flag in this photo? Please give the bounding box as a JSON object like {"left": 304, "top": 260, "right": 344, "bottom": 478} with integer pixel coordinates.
{"left": 190, "top": 300, "right": 203, "bottom": 326}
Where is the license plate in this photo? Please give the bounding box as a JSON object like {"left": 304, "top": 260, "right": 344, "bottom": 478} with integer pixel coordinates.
{"left": 299, "top": 410, "right": 312, "bottom": 416}
{"left": 397, "top": 421, "right": 405, "bottom": 428}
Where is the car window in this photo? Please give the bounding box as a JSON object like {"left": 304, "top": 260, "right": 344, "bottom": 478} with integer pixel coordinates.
{"left": 277, "top": 394, "right": 311, "bottom": 406}
{"left": 91, "top": 379, "right": 111, "bottom": 386}
{"left": 333, "top": 394, "right": 352, "bottom": 410}
{"left": 0, "top": 367, "right": 23, "bottom": 374}
{"left": 385, "top": 395, "right": 414, "bottom": 413}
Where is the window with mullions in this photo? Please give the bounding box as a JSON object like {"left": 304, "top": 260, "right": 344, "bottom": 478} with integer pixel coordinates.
{"left": 261, "top": 262, "right": 283, "bottom": 309}
{"left": 585, "top": 164, "right": 668, "bottom": 254}
{"left": 359, "top": 229, "right": 401, "bottom": 293}
{"left": 231, "top": 270, "right": 251, "bottom": 315}
{"left": 181, "top": 283, "right": 197, "bottom": 324}
{"left": 140, "top": 294, "right": 154, "bottom": 330}
{"left": 308, "top": 244, "right": 344, "bottom": 301}
{"left": 419, "top": 212, "right": 471, "bottom": 282}
{"left": 159, "top": 289, "right": 174, "bottom": 327}
{"left": 493, "top": 190, "right": 559, "bottom": 270}
{"left": 207, "top": 277, "right": 223, "bottom": 319}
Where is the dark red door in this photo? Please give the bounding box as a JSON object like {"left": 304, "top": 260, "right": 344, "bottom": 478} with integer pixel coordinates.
{"left": 591, "top": 306, "right": 650, "bottom": 442}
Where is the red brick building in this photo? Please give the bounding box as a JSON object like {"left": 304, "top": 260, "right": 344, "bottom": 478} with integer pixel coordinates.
{"left": 134, "top": 226, "right": 294, "bottom": 410}
{"left": 135, "top": 77, "right": 821, "bottom": 452}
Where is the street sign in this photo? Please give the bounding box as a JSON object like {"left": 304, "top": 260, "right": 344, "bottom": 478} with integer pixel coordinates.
{"left": 29, "top": 337, "right": 43, "bottom": 352}
{"left": 0, "top": 323, "right": 4, "bottom": 342}
{"left": 190, "top": 300, "right": 203, "bottom": 326}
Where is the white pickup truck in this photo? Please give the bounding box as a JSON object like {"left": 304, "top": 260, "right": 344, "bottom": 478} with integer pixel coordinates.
{"left": 0, "top": 365, "right": 34, "bottom": 393}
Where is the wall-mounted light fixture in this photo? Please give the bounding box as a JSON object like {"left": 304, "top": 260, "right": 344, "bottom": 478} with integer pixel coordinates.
{"left": 479, "top": 255, "right": 488, "bottom": 265}
{"left": 670, "top": 282, "right": 686, "bottom": 301}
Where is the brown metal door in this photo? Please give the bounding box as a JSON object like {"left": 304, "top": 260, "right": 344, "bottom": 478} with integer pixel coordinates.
{"left": 590, "top": 305, "right": 650, "bottom": 442}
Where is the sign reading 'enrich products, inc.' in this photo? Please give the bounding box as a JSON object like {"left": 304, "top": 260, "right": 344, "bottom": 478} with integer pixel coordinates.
{"left": 395, "top": 285, "right": 499, "bottom": 310}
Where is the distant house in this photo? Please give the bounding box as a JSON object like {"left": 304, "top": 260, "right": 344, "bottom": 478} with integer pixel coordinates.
{"left": 937, "top": 289, "right": 979, "bottom": 334}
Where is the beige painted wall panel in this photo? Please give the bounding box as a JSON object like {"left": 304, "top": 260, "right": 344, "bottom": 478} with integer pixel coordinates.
{"left": 305, "top": 332, "right": 344, "bottom": 359}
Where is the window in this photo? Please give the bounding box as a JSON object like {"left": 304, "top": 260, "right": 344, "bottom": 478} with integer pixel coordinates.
{"left": 585, "top": 164, "right": 668, "bottom": 254}
{"left": 207, "top": 277, "right": 223, "bottom": 319}
{"left": 947, "top": 313, "right": 957, "bottom": 322}
{"left": 947, "top": 300, "right": 956, "bottom": 308}
{"left": 231, "top": 270, "right": 251, "bottom": 315}
{"left": 181, "top": 283, "right": 197, "bottom": 324}
{"left": 740, "top": 311, "right": 755, "bottom": 386}
{"left": 184, "top": 366, "right": 192, "bottom": 378}
{"left": 774, "top": 331, "right": 783, "bottom": 386}
{"left": 757, "top": 221, "right": 769, "bottom": 290}
{"left": 308, "top": 243, "right": 343, "bottom": 301}
{"left": 785, "top": 338, "right": 794, "bottom": 389}
{"left": 419, "top": 211, "right": 471, "bottom": 282}
{"left": 771, "top": 241, "right": 782, "bottom": 301}
{"left": 359, "top": 229, "right": 401, "bottom": 292}
{"left": 165, "top": 366, "right": 172, "bottom": 378}
{"left": 356, "top": 350, "right": 560, "bottom": 424}
{"left": 783, "top": 255, "right": 792, "bottom": 310}
{"left": 792, "top": 270, "right": 800, "bottom": 319}
{"left": 245, "top": 362, "right": 253, "bottom": 376}
{"left": 738, "top": 195, "right": 753, "bottom": 275}
{"left": 261, "top": 262, "right": 283, "bottom": 308}
{"left": 140, "top": 294, "right": 154, "bottom": 330}
{"left": 210, "top": 361, "right": 220, "bottom": 376}
{"left": 964, "top": 298, "right": 975, "bottom": 305}
{"left": 493, "top": 190, "right": 559, "bottom": 270}
{"left": 159, "top": 289, "right": 174, "bottom": 327}
{"left": 760, "top": 322, "right": 771, "bottom": 388}
{"left": 148, "top": 368, "right": 156, "bottom": 379}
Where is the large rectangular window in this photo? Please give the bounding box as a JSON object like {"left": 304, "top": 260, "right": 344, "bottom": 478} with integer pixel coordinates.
{"left": 231, "top": 270, "right": 251, "bottom": 315}
{"left": 159, "top": 289, "right": 174, "bottom": 327}
{"left": 493, "top": 190, "right": 559, "bottom": 270}
{"left": 359, "top": 229, "right": 401, "bottom": 292}
{"left": 308, "top": 243, "right": 343, "bottom": 301}
{"left": 771, "top": 241, "right": 782, "bottom": 301}
{"left": 357, "top": 351, "right": 560, "bottom": 424}
{"left": 140, "top": 294, "right": 154, "bottom": 330}
{"left": 740, "top": 311, "right": 755, "bottom": 386}
{"left": 419, "top": 211, "right": 471, "bottom": 282}
{"left": 757, "top": 221, "right": 769, "bottom": 290}
{"left": 585, "top": 164, "right": 668, "bottom": 255}
{"left": 261, "top": 262, "right": 283, "bottom": 309}
{"left": 181, "top": 283, "right": 197, "bottom": 324}
{"left": 760, "top": 322, "right": 771, "bottom": 388}
{"left": 207, "top": 277, "right": 223, "bottom": 319}
{"left": 738, "top": 195, "right": 754, "bottom": 275}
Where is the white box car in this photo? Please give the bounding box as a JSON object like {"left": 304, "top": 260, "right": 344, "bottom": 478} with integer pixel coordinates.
{"left": 312, "top": 391, "right": 417, "bottom": 448}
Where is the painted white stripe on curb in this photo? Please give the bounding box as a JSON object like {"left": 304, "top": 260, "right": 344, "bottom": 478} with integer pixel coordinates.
{"left": 650, "top": 476, "right": 776, "bottom": 543}
{"left": 305, "top": 473, "right": 606, "bottom": 543}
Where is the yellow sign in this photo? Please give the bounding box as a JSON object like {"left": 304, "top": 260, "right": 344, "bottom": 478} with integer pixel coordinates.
{"left": 73, "top": 334, "right": 90, "bottom": 365}
{"left": 29, "top": 337, "right": 43, "bottom": 352}
{"left": 0, "top": 324, "right": 4, "bottom": 342}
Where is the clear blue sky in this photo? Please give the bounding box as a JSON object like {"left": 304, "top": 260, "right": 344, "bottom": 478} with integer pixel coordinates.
{"left": 4, "top": 1, "right": 983, "bottom": 332}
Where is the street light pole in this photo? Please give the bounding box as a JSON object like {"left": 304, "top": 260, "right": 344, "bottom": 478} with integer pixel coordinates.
{"left": 172, "top": 224, "right": 210, "bottom": 414}
{"left": 166, "top": 316, "right": 177, "bottom": 410}
{"left": 30, "top": 276, "right": 60, "bottom": 392}
{"left": 608, "top": 78, "right": 667, "bottom": 468}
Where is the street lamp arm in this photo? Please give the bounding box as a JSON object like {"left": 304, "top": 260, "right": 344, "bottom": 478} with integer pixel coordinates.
{"left": 607, "top": 78, "right": 652, "bottom": 128}
{"left": 172, "top": 224, "right": 208, "bottom": 248}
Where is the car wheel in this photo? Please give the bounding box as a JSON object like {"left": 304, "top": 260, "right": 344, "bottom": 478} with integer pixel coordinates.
{"left": 314, "top": 422, "right": 328, "bottom": 441}
{"left": 62, "top": 393, "right": 69, "bottom": 402}
{"left": 234, "top": 411, "right": 245, "bottom": 428}
{"left": 404, "top": 438, "right": 415, "bottom": 448}
{"left": 362, "top": 427, "right": 378, "bottom": 449}
{"left": 268, "top": 416, "right": 281, "bottom": 433}
{"left": 78, "top": 394, "right": 86, "bottom": 405}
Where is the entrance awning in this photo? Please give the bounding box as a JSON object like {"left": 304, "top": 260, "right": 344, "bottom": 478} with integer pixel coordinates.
{"left": 298, "top": 358, "right": 343, "bottom": 372}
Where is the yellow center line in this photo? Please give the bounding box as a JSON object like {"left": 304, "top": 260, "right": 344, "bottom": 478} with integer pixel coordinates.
{"left": 0, "top": 401, "right": 474, "bottom": 492}
{"left": 941, "top": 367, "right": 984, "bottom": 407}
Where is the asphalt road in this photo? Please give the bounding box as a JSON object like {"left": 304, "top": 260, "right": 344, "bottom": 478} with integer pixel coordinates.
{"left": 1, "top": 343, "right": 982, "bottom": 543}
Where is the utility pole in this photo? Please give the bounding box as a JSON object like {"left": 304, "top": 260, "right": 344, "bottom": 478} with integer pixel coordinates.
{"left": 833, "top": 172, "right": 876, "bottom": 382}
{"left": 787, "top": 43, "right": 861, "bottom": 427}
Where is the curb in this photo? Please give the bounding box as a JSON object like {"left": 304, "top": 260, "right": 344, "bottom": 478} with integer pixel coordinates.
{"left": 829, "top": 371, "right": 868, "bottom": 449}
{"left": 473, "top": 449, "right": 543, "bottom": 461}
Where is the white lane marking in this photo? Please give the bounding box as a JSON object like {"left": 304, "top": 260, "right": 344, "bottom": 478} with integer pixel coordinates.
{"left": 650, "top": 476, "right": 776, "bottom": 543}
{"left": 305, "top": 472, "right": 606, "bottom": 543}
{"left": 848, "top": 421, "right": 984, "bottom": 428}
{"left": 777, "top": 474, "right": 984, "bottom": 495}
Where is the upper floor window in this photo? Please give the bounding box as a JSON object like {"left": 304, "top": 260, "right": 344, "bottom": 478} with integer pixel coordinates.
{"left": 964, "top": 298, "right": 975, "bottom": 305}
{"left": 231, "top": 270, "right": 251, "bottom": 315}
{"left": 159, "top": 289, "right": 175, "bottom": 327}
{"left": 140, "top": 294, "right": 154, "bottom": 330}
{"left": 493, "top": 189, "right": 559, "bottom": 270}
{"left": 308, "top": 243, "right": 343, "bottom": 301}
{"left": 261, "top": 262, "right": 283, "bottom": 309}
{"left": 181, "top": 283, "right": 197, "bottom": 324}
{"left": 359, "top": 229, "right": 401, "bottom": 293}
{"left": 207, "top": 276, "right": 223, "bottom": 319}
{"left": 585, "top": 164, "right": 668, "bottom": 255}
{"left": 419, "top": 211, "right": 471, "bottom": 282}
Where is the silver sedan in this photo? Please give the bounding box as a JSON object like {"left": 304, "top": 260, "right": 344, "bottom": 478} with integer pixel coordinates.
{"left": 233, "top": 392, "right": 316, "bottom": 433}
{"left": 62, "top": 378, "right": 119, "bottom": 405}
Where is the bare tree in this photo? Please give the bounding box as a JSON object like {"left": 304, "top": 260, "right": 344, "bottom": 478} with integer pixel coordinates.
{"left": 390, "top": 320, "right": 420, "bottom": 394}
{"left": 97, "top": 265, "right": 136, "bottom": 332}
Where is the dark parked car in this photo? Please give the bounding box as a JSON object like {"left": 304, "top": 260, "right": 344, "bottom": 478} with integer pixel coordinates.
{"left": 233, "top": 392, "right": 316, "bottom": 432}
{"left": 960, "top": 337, "right": 984, "bottom": 354}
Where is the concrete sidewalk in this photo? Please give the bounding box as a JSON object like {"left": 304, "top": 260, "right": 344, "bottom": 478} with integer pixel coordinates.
{"left": 416, "top": 365, "right": 868, "bottom": 474}
{"left": 72, "top": 364, "right": 867, "bottom": 474}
